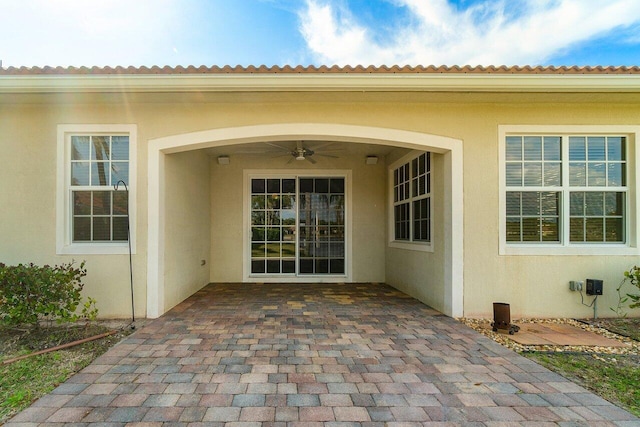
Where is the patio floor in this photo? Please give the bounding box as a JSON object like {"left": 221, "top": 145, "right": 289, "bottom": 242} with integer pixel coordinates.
{"left": 7, "top": 283, "right": 639, "bottom": 426}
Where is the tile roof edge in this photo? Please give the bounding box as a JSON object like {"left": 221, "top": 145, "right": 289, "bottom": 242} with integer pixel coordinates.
{"left": 1, "top": 65, "right": 640, "bottom": 75}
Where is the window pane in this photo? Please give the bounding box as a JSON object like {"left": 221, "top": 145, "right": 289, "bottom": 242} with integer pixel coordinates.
{"left": 299, "top": 178, "right": 313, "bottom": 193}
{"left": 113, "top": 217, "right": 128, "bottom": 241}
{"left": 282, "top": 243, "right": 295, "bottom": 257}
{"left": 541, "top": 218, "right": 559, "bottom": 241}
{"left": 282, "top": 179, "right": 296, "bottom": 193}
{"left": 607, "top": 137, "right": 625, "bottom": 161}
{"left": 266, "top": 227, "right": 281, "bottom": 241}
{"left": 71, "top": 136, "right": 90, "bottom": 160}
{"left": 523, "top": 163, "right": 542, "bottom": 186}
{"left": 91, "top": 162, "right": 109, "bottom": 186}
{"left": 570, "top": 192, "right": 584, "bottom": 216}
{"left": 267, "top": 195, "right": 281, "bottom": 209}
{"left": 315, "top": 179, "right": 329, "bottom": 193}
{"left": 505, "top": 136, "right": 522, "bottom": 160}
{"left": 266, "top": 243, "right": 280, "bottom": 257}
{"left": 111, "top": 136, "right": 129, "bottom": 160}
{"left": 506, "top": 163, "right": 522, "bottom": 186}
{"left": 111, "top": 162, "right": 129, "bottom": 186}
{"left": 418, "top": 153, "right": 426, "bottom": 174}
{"left": 92, "top": 191, "right": 111, "bottom": 215}
{"left": 330, "top": 259, "right": 345, "bottom": 274}
{"left": 71, "top": 162, "right": 90, "bottom": 185}
{"left": 252, "top": 227, "right": 265, "bottom": 241}
{"left": 93, "top": 217, "right": 111, "bottom": 240}
{"left": 544, "top": 137, "right": 561, "bottom": 161}
{"left": 411, "top": 157, "right": 418, "bottom": 178}
{"left": 113, "top": 191, "right": 128, "bottom": 215}
{"left": 522, "top": 218, "right": 540, "bottom": 241}
{"left": 569, "top": 163, "right": 586, "bottom": 186}
{"left": 587, "top": 137, "right": 606, "bottom": 160}
{"left": 73, "top": 191, "right": 91, "bottom": 215}
{"left": 252, "top": 260, "right": 266, "bottom": 273}
{"left": 607, "top": 163, "right": 625, "bottom": 186}
{"left": 569, "top": 137, "right": 586, "bottom": 161}
{"left": 523, "top": 136, "right": 542, "bottom": 160}
{"left": 570, "top": 218, "right": 584, "bottom": 242}
{"left": 252, "top": 179, "right": 266, "bottom": 194}
{"left": 266, "top": 211, "right": 280, "bottom": 225}
{"left": 584, "top": 192, "right": 604, "bottom": 216}
{"left": 91, "top": 136, "right": 110, "bottom": 160}
{"left": 252, "top": 195, "right": 265, "bottom": 209}
{"left": 544, "top": 163, "right": 561, "bottom": 186}
{"left": 605, "top": 218, "right": 624, "bottom": 242}
{"left": 282, "top": 260, "right": 295, "bottom": 273}
{"left": 267, "top": 178, "right": 280, "bottom": 193}
{"left": 587, "top": 163, "right": 606, "bottom": 186}
{"left": 506, "top": 192, "right": 520, "bottom": 216}
{"left": 605, "top": 192, "right": 624, "bottom": 216}
{"left": 329, "top": 178, "right": 344, "bottom": 193}
{"left": 585, "top": 218, "right": 604, "bottom": 242}
{"left": 73, "top": 217, "right": 91, "bottom": 241}
{"left": 267, "top": 260, "right": 280, "bottom": 273}
{"left": 540, "top": 192, "right": 559, "bottom": 215}
{"left": 505, "top": 218, "right": 521, "bottom": 241}
{"left": 521, "top": 192, "right": 540, "bottom": 215}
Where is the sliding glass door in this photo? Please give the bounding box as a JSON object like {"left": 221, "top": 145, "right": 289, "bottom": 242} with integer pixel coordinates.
{"left": 250, "top": 176, "right": 345, "bottom": 276}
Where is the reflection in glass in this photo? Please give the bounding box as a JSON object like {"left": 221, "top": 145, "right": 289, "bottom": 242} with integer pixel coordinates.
{"left": 505, "top": 136, "right": 522, "bottom": 161}
{"left": 570, "top": 218, "right": 584, "bottom": 241}
{"left": 569, "top": 137, "right": 586, "bottom": 161}
{"left": 605, "top": 192, "right": 623, "bottom": 216}
{"left": 569, "top": 163, "right": 586, "bottom": 186}
{"left": 570, "top": 192, "right": 584, "bottom": 216}
{"left": 523, "top": 136, "right": 542, "bottom": 160}
{"left": 505, "top": 163, "right": 522, "bottom": 186}
{"left": 523, "top": 163, "right": 542, "bottom": 186}
{"left": 506, "top": 192, "right": 520, "bottom": 216}
{"left": 606, "top": 218, "right": 624, "bottom": 242}
{"left": 587, "top": 163, "right": 606, "bottom": 186}
{"left": 71, "top": 163, "right": 90, "bottom": 186}
{"left": 544, "top": 137, "right": 561, "bottom": 161}
{"left": 71, "top": 136, "right": 90, "bottom": 160}
{"left": 585, "top": 192, "right": 604, "bottom": 216}
{"left": 544, "top": 163, "right": 561, "bottom": 186}
{"left": 607, "top": 163, "right": 625, "bottom": 186}
{"left": 585, "top": 218, "right": 604, "bottom": 242}
{"left": 587, "top": 137, "right": 606, "bottom": 160}
{"left": 607, "top": 137, "right": 625, "bottom": 161}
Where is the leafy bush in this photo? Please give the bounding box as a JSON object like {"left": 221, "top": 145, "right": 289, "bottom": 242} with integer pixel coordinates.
{"left": 611, "top": 265, "right": 640, "bottom": 317}
{"left": 0, "top": 261, "right": 98, "bottom": 327}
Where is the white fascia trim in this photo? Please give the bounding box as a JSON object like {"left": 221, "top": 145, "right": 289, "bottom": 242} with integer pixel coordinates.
{"left": 498, "top": 125, "right": 640, "bottom": 256}
{"left": 4, "top": 74, "right": 640, "bottom": 94}
{"left": 56, "top": 124, "right": 137, "bottom": 255}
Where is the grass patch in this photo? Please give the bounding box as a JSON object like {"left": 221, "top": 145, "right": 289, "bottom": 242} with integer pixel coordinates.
{"left": 0, "top": 323, "right": 132, "bottom": 424}
{"left": 525, "top": 352, "right": 640, "bottom": 417}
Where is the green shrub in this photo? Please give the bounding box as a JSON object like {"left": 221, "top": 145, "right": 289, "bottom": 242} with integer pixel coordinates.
{"left": 612, "top": 265, "right": 640, "bottom": 317}
{"left": 0, "top": 261, "right": 98, "bottom": 327}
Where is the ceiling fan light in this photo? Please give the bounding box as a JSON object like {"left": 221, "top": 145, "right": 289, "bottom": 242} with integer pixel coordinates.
{"left": 296, "top": 154, "right": 305, "bottom": 160}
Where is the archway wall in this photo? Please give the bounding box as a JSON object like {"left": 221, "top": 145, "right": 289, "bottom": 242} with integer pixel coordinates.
{"left": 163, "top": 150, "right": 211, "bottom": 312}
{"left": 149, "top": 123, "right": 463, "bottom": 318}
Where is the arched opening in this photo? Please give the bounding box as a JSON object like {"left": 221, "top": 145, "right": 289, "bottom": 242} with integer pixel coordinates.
{"left": 147, "top": 124, "right": 463, "bottom": 318}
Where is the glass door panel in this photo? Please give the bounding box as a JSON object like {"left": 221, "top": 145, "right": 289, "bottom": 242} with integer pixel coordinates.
{"left": 250, "top": 176, "right": 345, "bottom": 276}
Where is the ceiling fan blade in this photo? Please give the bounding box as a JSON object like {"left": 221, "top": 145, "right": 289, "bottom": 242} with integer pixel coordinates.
{"left": 315, "top": 153, "right": 339, "bottom": 158}
{"left": 265, "top": 142, "right": 293, "bottom": 151}
{"left": 306, "top": 156, "right": 317, "bottom": 164}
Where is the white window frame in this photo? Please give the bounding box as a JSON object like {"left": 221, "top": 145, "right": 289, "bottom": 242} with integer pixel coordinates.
{"left": 56, "top": 124, "right": 137, "bottom": 255}
{"left": 499, "top": 125, "right": 639, "bottom": 256}
{"left": 388, "top": 151, "right": 434, "bottom": 252}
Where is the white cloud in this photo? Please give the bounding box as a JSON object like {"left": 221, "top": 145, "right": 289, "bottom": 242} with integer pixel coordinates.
{"left": 0, "top": 0, "right": 184, "bottom": 67}
{"left": 298, "top": 0, "right": 640, "bottom": 66}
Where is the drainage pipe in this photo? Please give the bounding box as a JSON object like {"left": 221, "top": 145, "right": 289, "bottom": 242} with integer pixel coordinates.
{"left": 1, "top": 329, "right": 118, "bottom": 366}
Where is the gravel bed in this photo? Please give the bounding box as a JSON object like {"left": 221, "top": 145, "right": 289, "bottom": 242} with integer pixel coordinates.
{"left": 459, "top": 317, "right": 640, "bottom": 355}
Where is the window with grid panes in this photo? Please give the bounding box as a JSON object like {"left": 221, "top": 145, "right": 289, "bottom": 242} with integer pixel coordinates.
{"left": 70, "top": 135, "right": 130, "bottom": 242}
{"left": 505, "top": 135, "right": 626, "bottom": 244}
{"left": 393, "top": 152, "right": 431, "bottom": 243}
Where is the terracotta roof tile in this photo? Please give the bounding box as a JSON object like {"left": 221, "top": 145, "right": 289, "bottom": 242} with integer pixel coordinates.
{"left": 1, "top": 65, "right": 640, "bottom": 75}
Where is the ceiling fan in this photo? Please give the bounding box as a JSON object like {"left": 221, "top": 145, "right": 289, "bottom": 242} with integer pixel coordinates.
{"left": 263, "top": 141, "right": 340, "bottom": 164}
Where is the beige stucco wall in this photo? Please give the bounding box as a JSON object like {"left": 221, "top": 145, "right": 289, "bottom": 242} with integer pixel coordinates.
{"left": 163, "top": 150, "right": 211, "bottom": 312}
{"left": 2, "top": 91, "right": 640, "bottom": 319}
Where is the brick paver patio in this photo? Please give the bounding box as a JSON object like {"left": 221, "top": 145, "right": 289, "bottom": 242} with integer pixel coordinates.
{"left": 6, "top": 283, "right": 639, "bottom": 426}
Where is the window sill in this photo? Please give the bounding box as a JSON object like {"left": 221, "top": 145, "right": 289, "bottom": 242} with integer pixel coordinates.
{"left": 500, "top": 243, "right": 638, "bottom": 256}
{"left": 57, "top": 242, "right": 134, "bottom": 255}
{"left": 389, "top": 241, "right": 434, "bottom": 253}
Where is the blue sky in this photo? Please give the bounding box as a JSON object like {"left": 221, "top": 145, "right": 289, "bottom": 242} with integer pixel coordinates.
{"left": 1, "top": 0, "right": 640, "bottom": 68}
